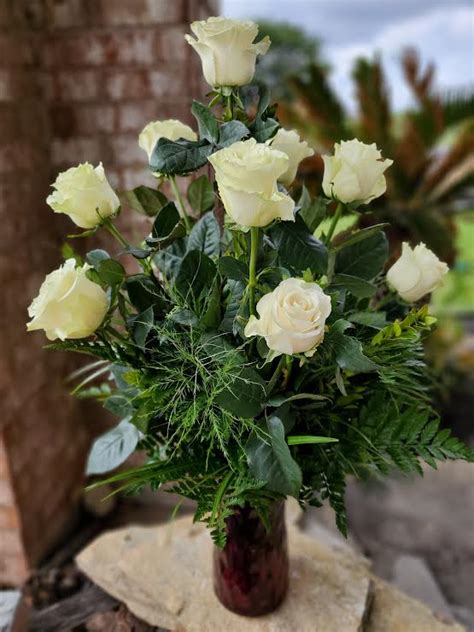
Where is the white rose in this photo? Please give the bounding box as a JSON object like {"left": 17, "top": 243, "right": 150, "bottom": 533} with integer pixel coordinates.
{"left": 27, "top": 259, "right": 109, "bottom": 341}
{"left": 322, "top": 139, "right": 393, "bottom": 204}
{"left": 138, "top": 119, "right": 197, "bottom": 161}
{"left": 269, "top": 128, "right": 314, "bottom": 186}
{"left": 185, "top": 17, "right": 270, "bottom": 87}
{"left": 386, "top": 242, "right": 449, "bottom": 302}
{"left": 47, "top": 163, "right": 120, "bottom": 229}
{"left": 209, "top": 138, "right": 295, "bottom": 227}
{"left": 244, "top": 278, "right": 332, "bottom": 357}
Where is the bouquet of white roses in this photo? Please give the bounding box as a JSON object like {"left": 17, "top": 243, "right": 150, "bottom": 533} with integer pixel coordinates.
{"left": 27, "top": 17, "right": 472, "bottom": 615}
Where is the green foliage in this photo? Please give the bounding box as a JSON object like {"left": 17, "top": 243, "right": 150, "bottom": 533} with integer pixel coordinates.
{"left": 42, "top": 52, "right": 474, "bottom": 548}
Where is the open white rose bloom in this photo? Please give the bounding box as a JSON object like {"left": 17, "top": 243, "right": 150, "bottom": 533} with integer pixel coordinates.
{"left": 322, "top": 139, "right": 393, "bottom": 204}
{"left": 27, "top": 259, "right": 108, "bottom": 341}
{"left": 245, "top": 278, "right": 332, "bottom": 357}
{"left": 387, "top": 242, "right": 449, "bottom": 302}
{"left": 138, "top": 119, "right": 197, "bottom": 161}
{"left": 185, "top": 16, "right": 270, "bottom": 87}
{"left": 26, "top": 16, "right": 472, "bottom": 599}
{"left": 209, "top": 138, "right": 295, "bottom": 227}
{"left": 47, "top": 162, "right": 120, "bottom": 229}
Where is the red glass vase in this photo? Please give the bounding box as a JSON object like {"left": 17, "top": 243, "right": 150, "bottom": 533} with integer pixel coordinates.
{"left": 213, "top": 501, "right": 289, "bottom": 616}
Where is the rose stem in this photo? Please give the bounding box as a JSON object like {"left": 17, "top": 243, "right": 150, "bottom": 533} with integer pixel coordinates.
{"left": 169, "top": 176, "right": 192, "bottom": 233}
{"left": 248, "top": 226, "right": 259, "bottom": 316}
{"left": 324, "top": 201, "right": 343, "bottom": 245}
{"left": 267, "top": 355, "right": 287, "bottom": 394}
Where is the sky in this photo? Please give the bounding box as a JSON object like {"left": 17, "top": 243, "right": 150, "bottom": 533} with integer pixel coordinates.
{"left": 222, "top": 0, "right": 474, "bottom": 111}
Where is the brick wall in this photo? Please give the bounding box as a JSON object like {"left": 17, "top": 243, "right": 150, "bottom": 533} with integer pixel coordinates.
{"left": 0, "top": 0, "right": 219, "bottom": 586}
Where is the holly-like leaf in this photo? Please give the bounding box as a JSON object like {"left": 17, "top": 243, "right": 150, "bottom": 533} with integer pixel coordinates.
{"left": 298, "top": 194, "right": 330, "bottom": 233}
{"left": 187, "top": 212, "right": 220, "bottom": 257}
{"left": 215, "top": 367, "right": 266, "bottom": 418}
{"left": 150, "top": 137, "right": 213, "bottom": 176}
{"left": 218, "top": 120, "right": 249, "bottom": 147}
{"left": 191, "top": 100, "right": 219, "bottom": 143}
{"left": 124, "top": 186, "right": 168, "bottom": 217}
{"left": 128, "top": 306, "right": 154, "bottom": 349}
{"left": 218, "top": 256, "right": 247, "bottom": 281}
{"left": 246, "top": 414, "right": 302, "bottom": 497}
{"left": 147, "top": 202, "right": 186, "bottom": 249}
{"left": 331, "top": 274, "right": 376, "bottom": 298}
{"left": 270, "top": 216, "right": 328, "bottom": 275}
{"left": 335, "top": 231, "right": 388, "bottom": 280}
{"left": 187, "top": 175, "right": 214, "bottom": 214}
{"left": 175, "top": 250, "right": 217, "bottom": 303}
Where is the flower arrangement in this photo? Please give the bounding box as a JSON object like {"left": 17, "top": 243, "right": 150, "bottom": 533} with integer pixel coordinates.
{"left": 27, "top": 16, "right": 472, "bottom": 615}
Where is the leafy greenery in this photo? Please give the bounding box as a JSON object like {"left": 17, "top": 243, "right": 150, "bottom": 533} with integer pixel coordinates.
{"left": 45, "top": 71, "right": 473, "bottom": 549}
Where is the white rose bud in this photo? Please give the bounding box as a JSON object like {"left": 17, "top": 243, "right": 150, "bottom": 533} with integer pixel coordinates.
{"left": 269, "top": 128, "right": 314, "bottom": 186}
{"left": 185, "top": 17, "right": 271, "bottom": 87}
{"left": 138, "top": 119, "right": 197, "bottom": 161}
{"left": 27, "top": 259, "right": 109, "bottom": 341}
{"left": 322, "top": 139, "right": 393, "bottom": 205}
{"left": 47, "top": 163, "right": 120, "bottom": 229}
{"left": 244, "top": 278, "right": 332, "bottom": 357}
{"left": 386, "top": 242, "right": 449, "bottom": 302}
{"left": 209, "top": 138, "right": 295, "bottom": 227}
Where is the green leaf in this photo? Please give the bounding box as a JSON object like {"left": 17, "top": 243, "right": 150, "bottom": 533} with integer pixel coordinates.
{"left": 246, "top": 414, "right": 302, "bottom": 497}
{"left": 348, "top": 311, "right": 386, "bottom": 329}
{"left": 298, "top": 194, "right": 330, "bottom": 233}
{"left": 86, "top": 418, "right": 140, "bottom": 475}
{"left": 187, "top": 175, "right": 214, "bottom": 214}
{"left": 126, "top": 274, "right": 163, "bottom": 312}
{"left": 219, "top": 280, "right": 245, "bottom": 334}
{"left": 218, "top": 256, "right": 247, "bottom": 281}
{"left": 218, "top": 120, "right": 249, "bottom": 147}
{"left": 287, "top": 435, "right": 339, "bottom": 445}
{"left": 187, "top": 212, "right": 220, "bottom": 257}
{"left": 153, "top": 238, "right": 187, "bottom": 280}
{"left": 191, "top": 100, "right": 219, "bottom": 143}
{"left": 124, "top": 186, "right": 168, "bottom": 217}
{"left": 270, "top": 216, "right": 328, "bottom": 276}
{"left": 331, "top": 274, "right": 376, "bottom": 298}
{"left": 175, "top": 250, "right": 217, "bottom": 303}
{"left": 97, "top": 259, "right": 126, "bottom": 286}
{"left": 335, "top": 223, "right": 388, "bottom": 251}
{"left": 251, "top": 117, "right": 279, "bottom": 143}
{"left": 201, "top": 277, "right": 221, "bottom": 329}
{"left": 147, "top": 202, "right": 186, "bottom": 249}
{"left": 150, "top": 137, "right": 213, "bottom": 176}
{"left": 215, "top": 367, "right": 266, "bottom": 418}
{"left": 86, "top": 249, "right": 110, "bottom": 267}
{"left": 335, "top": 231, "right": 388, "bottom": 280}
{"left": 168, "top": 308, "right": 199, "bottom": 327}
{"left": 330, "top": 331, "right": 379, "bottom": 373}
{"left": 128, "top": 306, "right": 154, "bottom": 348}
{"left": 256, "top": 84, "right": 271, "bottom": 119}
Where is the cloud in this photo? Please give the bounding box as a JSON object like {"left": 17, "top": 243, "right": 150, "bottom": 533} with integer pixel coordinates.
{"left": 328, "top": 5, "right": 474, "bottom": 111}
{"left": 222, "top": 0, "right": 474, "bottom": 111}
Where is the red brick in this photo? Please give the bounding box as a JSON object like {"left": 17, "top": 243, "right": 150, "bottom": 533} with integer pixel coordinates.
{"left": 51, "top": 137, "right": 104, "bottom": 167}
{"left": 158, "top": 24, "right": 189, "bottom": 62}
{"left": 46, "top": 0, "right": 89, "bottom": 28}
{"left": 0, "top": 552, "right": 29, "bottom": 585}
{"left": 96, "top": 0, "right": 185, "bottom": 26}
{"left": 43, "top": 69, "right": 102, "bottom": 102}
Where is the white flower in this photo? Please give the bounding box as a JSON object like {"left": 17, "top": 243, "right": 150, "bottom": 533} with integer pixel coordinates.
{"left": 209, "top": 138, "right": 295, "bottom": 227}
{"left": 27, "top": 259, "right": 109, "bottom": 341}
{"left": 185, "top": 17, "right": 270, "bottom": 87}
{"left": 47, "top": 163, "right": 120, "bottom": 229}
{"left": 322, "top": 139, "right": 393, "bottom": 205}
{"left": 138, "top": 119, "right": 197, "bottom": 161}
{"left": 244, "top": 278, "right": 332, "bottom": 357}
{"left": 386, "top": 242, "right": 449, "bottom": 302}
{"left": 269, "top": 128, "right": 314, "bottom": 186}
